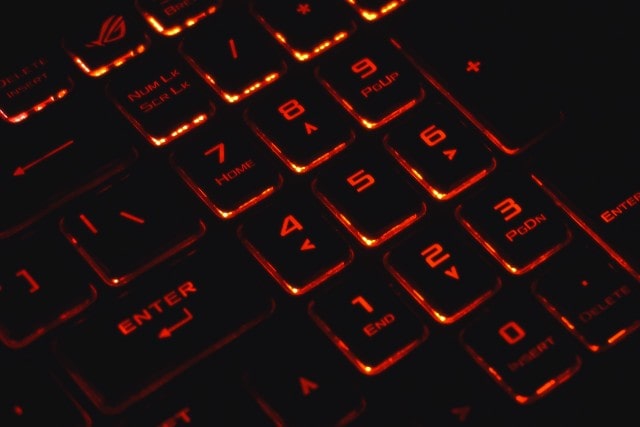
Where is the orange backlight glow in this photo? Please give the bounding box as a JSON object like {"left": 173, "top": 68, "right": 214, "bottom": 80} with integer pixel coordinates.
{"left": 240, "top": 235, "right": 354, "bottom": 296}
{"left": 204, "top": 72, "right": 281, "bottom": 104}
{"left": 346, "top": 0, "right": 405, "bottom": 21}
{"left": 273, "top": 31, "right": 349, "bottom": 62}
{"left": 149, "top": 114, "right": 208, "bottom": 147}
{"left": 1, "top": 88, "right": 70, "bottom": 123}
{"left": 71, "top": 44, "right": 147, "bottom": 78}
{"left": 141, "top": 7, "right": 217, "bottom": 37}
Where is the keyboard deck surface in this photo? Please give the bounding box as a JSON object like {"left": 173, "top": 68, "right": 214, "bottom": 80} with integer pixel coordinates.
{"left": 1, "top": 1, "right": 639, "bottom": 426}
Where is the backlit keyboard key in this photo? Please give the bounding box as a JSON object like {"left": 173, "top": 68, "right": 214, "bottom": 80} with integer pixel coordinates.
{"left": 244, "top": 320, "right": 366, "bottom": 426}
{"left": 250, "top": 0, "right": 356, "bottom": 61}
{"left": 179, "top": 10, "right": 286, "bottom": 103}
{"left": 389, "top": 4, "right": 565, "bottom": 154}
{"left": 62, "top": 4, "right": 150, "bottom": 78}
{"left": 53, "top": 238, "right": 275, "bottom": 414}
{"left": 455, "top": 174, "right": 572, "bottom": 275}
{"left": 0, "top": 47, "right": 73, "bottom": 123}
{"left": 120, "top": 379, "right": 275, "bottom": 426}
{"left": 312, "top": 146, "right": 426, "bottom": 247}
{"left": 316, "top": 36, "right": 425, "bottom": 129}
{"left": 531, "top": 121, "right": 640, "bottom": 281}
{"left": 107, "top": 50, "right": 216, "bottom": 147}
{"left": 308, "top": 266, "right": 429, "bottom": 375}
{"left": 0, "top": 98, "right": 138, "bottom": 239}
{"left": 244, "top": 77, "right": 355, "bottom": 173}
{"left": 533, "top": 242, "right": 640, "bottom": 352}
{"left": 461, "top": 293, "right": 582, "bottom": 404}
{"left": 384, "top": 99, "right": 496, "bottom": 200}
{"left": 60, "top": 167, "right": 206, "bottom": 286}
{"left": 0, "top": 229, "right": 97, "bottom": 348}
{"left": 384, "top": 220, "right": 502, "bottom": 324}
{"left": 135, "top": 0, "right": 220, "bottom": 37}
{"left": 170, "top": 122, "right": 282, "bottom": 219}
{"left": 238, "top": 194, "right": 354, "bottom": 296}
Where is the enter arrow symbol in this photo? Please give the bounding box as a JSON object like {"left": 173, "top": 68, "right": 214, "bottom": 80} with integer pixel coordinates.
{"left": 13, "top": 139, "right": 75, "bottom": 176}
{"left": 158, "top": 307, "right": 193, "bottom": 339}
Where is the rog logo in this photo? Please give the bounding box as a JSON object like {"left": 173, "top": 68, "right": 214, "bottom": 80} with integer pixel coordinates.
{"left": 85, "top": 15, "right": 126, "bottom": 48}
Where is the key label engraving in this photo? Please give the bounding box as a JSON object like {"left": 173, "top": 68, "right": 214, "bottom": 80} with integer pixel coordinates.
{"left": 280, "top": 214, "right": 304, "bottom": 236}
{"left": 363, "top": 313, "right": 396, "bottom": 337}
{"left": 79, "top": 213, "right": 99, "bottom": 234}
{"left": 296, "top": 3, "right": 312, "bottom": 15}
{"left": 494, "top": 198, "right": 522, "bottom": 222}
{"left": 158, "top": 307, "right": 194, "bottom": 339}
{"left": 507, "top": 335, "right": 555, "bottom": 373}
{"left": 228, "top": 38, "right": 239, "bottom": 59}
{"left": 578, "top": 284, "right": 632, "bottom": 324}
{"left": 159, "top": 407, "right": 192, "bottom": 426}
{"left": 351, "top": 58, "right": 378, "bottom": 79}
{"left": 299, "top": 376, "right": 319, "bottom": 396}
{"left": 466, "top": 60, "right": 481, "bottom": 73}
{"left": 300, "top": 238, "right": 316, "bottom": 251}
{"left": 15, "top": 269, "right": 41, "bottom": 293}
{"left": 420, "top": 243, "right": 460, "bottom": 280}
{"left": 505, "top": 214, "right": 548, "bottom": 243}
{"left": 117, "top": 281, "right": 197, "bottom": 336}
{"left": 498, "top": 321, "right": 526, "bottom": 345}
{"left": 351, "top": 295, "right": 374, "bottom": 313}
{"left": 278, "top": 99, "right": 305, "bottom": 120}
{"left": 347, "top": 169, "right": 375, "bottom": 192}
{"left": 599, "top": 191, "right": 640, "bottom": 223}
{"left": 214, "top": 160, "right": 256, "bottom": 186}
{"left": 420, "top": 124, "right": 447, "bottom": 147}
{"left": 277, "top": 99, "right": 320, "bottom": 136}
{"left": 204, "top": 142, "right": 225, "bottom": 163}
{"left": 119, "top": 211, "right": 145, "bottom": 224}
{"left": 127, "top": 69, "right": 192, "bottom": 113}
{"left": 360, "top": 72, "right": 400, "bottom": 99}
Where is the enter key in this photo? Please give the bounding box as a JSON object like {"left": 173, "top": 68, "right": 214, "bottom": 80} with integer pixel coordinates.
{"left": 52, "top": 237, "right": 276, "bottom": 415}
{"left": 531, "top": 121, "right": 640, "bottom": 281}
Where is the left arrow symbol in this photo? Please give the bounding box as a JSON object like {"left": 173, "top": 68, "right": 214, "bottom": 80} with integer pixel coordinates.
{"left": 13, "top": 139, "right": 74, "bottom": 176}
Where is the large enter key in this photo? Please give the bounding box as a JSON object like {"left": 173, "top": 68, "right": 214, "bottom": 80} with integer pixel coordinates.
{"left": 52, "top": 238, "right": 276, "bottom": 415}
{"left": 531, "top": 122, "right": 640, "bottom": 282}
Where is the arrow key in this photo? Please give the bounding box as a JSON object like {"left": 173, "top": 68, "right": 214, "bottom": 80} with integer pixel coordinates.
{"left": 244, "top": 318, "right": 366, "bottom": 426}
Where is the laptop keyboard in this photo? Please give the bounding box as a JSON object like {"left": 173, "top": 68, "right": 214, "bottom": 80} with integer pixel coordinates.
{"left": 2, "top": 1, "right": 639, "bottom": 425}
